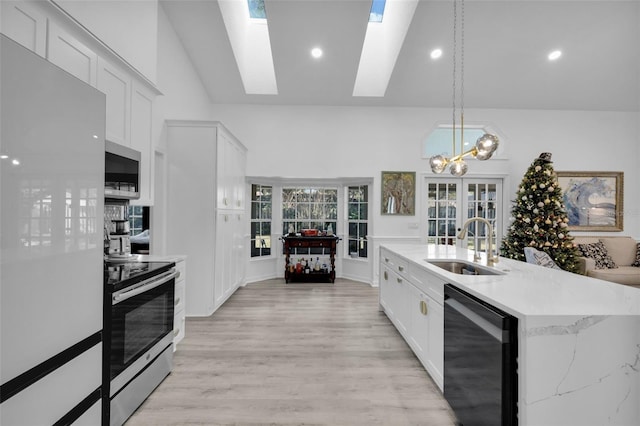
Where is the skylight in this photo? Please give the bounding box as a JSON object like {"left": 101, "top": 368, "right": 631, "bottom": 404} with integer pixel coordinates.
{"left": 369, "top": 0, "right": 386, "bottom": 22}
{"left": 247, "top": 0, "right": 266, "bottom": 20}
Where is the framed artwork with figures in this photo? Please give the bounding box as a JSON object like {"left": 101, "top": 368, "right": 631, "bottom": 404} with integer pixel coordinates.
{"left": 381, "top": 171, "right": 415, "bottom": 216}
{"left": 556, "top": 171, "right": 623, "bottom": 231}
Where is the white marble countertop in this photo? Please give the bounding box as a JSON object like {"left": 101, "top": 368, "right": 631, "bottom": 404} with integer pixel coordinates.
{"left": 381, "top": 243, "right": 640, "bottom": 317}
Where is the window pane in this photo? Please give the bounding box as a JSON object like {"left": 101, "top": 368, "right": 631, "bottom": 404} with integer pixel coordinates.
{"left": 310, "top": 203, "right": 323, "bottom": 219}
{"left": 296, "top": 204, "right": 310, "bottom": 219}
{"left": 325, "top": 189, "right": 337, "bottom": 203}
{"left": 349, "top": 222, "right": 357, "bottom": 239}
{"left": 326, "top": 203, "right": 337, "bottom": 220}
{"left": 348, "top": 204, "right": 359, "bottom": 220}
{"left": 359, "top": 223, "right": 367, "bottom": 237}
{"left": 359, "top": 203, "right": 368, "bottom": 220}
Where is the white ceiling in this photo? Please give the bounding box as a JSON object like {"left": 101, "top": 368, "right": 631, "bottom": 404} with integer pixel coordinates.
{"left": 161, "top": 0, "right": 639, "bottom": 111}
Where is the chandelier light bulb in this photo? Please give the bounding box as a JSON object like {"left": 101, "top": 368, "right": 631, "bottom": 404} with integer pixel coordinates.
{"left": 430, "top": 48, "right": 443, "bottom": 59}
{"left": 429, "top": 155, "right": 448, "bottom": 174}
{"left": 475, "top": 133, "right": 499, "bottom": 160}
{"left": 450, "top": 160, "right": 468, "bottom": 176}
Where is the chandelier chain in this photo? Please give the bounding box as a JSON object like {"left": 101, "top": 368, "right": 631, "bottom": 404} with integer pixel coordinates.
{"left": 452, "top": 0, "right": 457, "bottom": 156}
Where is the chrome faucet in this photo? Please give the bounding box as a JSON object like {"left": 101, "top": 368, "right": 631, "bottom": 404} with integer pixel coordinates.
{"left": 457, "top": 217, "right": 499, "bottom": 266}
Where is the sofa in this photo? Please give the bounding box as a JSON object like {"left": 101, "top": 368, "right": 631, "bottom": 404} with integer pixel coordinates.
{"left": 573, "top": 236, "right": 640, "bottom": 289}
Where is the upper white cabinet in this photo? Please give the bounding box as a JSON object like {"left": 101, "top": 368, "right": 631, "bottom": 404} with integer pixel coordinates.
{"left": 131, "top": 81, "right": 154, "bottom": 205}
{"left": 47, "top": 22, "right": 97, "bottom": 86}
{"left": 0, "top": 1, "right": 47, "bottom": 57}
{"left": 97, "top": 57, "right": 131, "bottom": 147}
{"left": 1, "top": 1, "right": 159, "bottom": 207}
{"left": 217, "top": 129, "right": 247, "bottom": 210}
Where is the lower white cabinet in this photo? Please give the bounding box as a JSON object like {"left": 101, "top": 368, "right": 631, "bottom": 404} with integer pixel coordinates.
{"left": 173, "top": 258, "right": 186, "bottom": 350}
{"left": 379, "top": 248, "right": 444, "bottom": 391}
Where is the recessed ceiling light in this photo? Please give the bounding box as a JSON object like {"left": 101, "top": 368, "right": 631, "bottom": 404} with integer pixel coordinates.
{"left": 430, "top": 48, "right": 443, "bottom": 59}
{"left": 548, "top": 50, "right": 562, "bottom": 61}
{"left": 311, "top": 47, "right": 323, "bottom": 59}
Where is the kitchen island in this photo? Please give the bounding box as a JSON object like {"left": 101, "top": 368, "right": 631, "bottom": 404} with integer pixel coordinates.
{"left": 380, "top": 243, "right": 640, "bottom": 426}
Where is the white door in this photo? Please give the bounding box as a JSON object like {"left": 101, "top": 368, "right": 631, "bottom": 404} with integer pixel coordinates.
{"left": 424, "top": 177, "right": 503, "bottom": 254}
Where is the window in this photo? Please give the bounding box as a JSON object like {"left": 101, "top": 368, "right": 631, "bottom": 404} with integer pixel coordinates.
{"left": 282, "top": 187, "right": 337, "bottom": 235}
{"left": 128, "top": 205, "right": 145, "bottom": 236}
{"left": 369, "top": 0, "right": 386, "bottom": 22}
{"left": 251, "top": 184, "right": 272, "bottom": 257}
{"left": 247, "top": 0, "right": 266, "bottom": 19}
{"left": 423, "top": 126, "right": 488, "bottom": 159}
{"left": 347, "top": 186, "right": 368, "bottom": 258}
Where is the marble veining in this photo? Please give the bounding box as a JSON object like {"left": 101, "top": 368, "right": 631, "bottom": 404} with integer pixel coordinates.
{"left": 525, "top": 315, "right": 609, "bottom": 337}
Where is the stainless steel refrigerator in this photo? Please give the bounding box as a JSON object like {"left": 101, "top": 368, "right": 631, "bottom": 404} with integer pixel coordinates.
{"left": 0, "top": 34, "right": 105, "bottom": 424}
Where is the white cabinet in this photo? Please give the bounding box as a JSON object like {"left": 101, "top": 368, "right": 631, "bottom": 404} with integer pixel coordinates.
{"left": 217, "top": 129, "right": 247, "bottom": 210}
{"left": 97, "top": 57, "right": 131, "bottom": 147}
{"left": 130, "top": 81, "right": 154, "bottom": 205}
{"left": 167, "top": 121, "right": 247, "bottom": 317}
{"left": 0, "top": 1, "right": 47, "bottom": 57}
{"left": 173, "top": 258, "right": 186, "bottom": 350}
{"left": 47, "top": 22, "right": 97, "bottom": 85}
{"left": 379, "top": 247, "right": 444, "bottom": 391}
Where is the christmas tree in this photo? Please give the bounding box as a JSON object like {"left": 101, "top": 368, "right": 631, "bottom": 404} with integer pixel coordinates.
{"left": 500, "top": 152, "right": 581, "bottom": 272}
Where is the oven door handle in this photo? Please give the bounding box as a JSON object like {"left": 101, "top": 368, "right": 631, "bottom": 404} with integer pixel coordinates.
{"left": 112, "top": 269, "right": 179, "bottom": 305}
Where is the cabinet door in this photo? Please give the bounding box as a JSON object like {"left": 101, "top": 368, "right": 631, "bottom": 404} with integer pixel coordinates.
{"left": 97, "top": 57, "right": 131, "bottom": 146}
{"left": 408, "top": 284, "right": 430, "bottom": 362}
{"left": 1, "top": 1, "right": 47, "bottom": 56}
{"left": 234, "top": 145, "right": 247, "bottom": 210}
{"left": 47, "top": 23, "right": 97, "bottom": 85}
{"left": 426, "top": 296, "right": 444, "bottom": 390}
{"left": 217, "top": 131, "right": 232, "bottom": 208}
{"left": 388, "top": 268, "right": 409, "bottom": 335}
{"left": 379, "top": 263, "right": 393, "bottom": 314}
{"left": 233, "top": 212, "right": 245, "bottom": 287}
{"left": 215, "top": 212, "right": 231, "bottom": 305}
{"left": 130, "top": 81, "right": 154, "bottom": 205}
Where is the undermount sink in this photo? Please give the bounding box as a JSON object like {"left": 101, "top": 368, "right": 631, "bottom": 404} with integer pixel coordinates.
{"left": 425, "top": 260, "right": 504, "bottom": 276}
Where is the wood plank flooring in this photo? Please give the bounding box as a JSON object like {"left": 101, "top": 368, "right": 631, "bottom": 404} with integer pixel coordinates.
{"left": 126, "top": 279, "right": 456, "bottom": 425}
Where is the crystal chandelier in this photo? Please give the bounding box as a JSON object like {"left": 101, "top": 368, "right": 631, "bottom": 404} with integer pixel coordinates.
{"left": 429, "top": 0, "right": 499, "bottom": 177}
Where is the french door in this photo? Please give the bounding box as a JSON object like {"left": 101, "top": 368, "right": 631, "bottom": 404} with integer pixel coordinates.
{"left": 425, "top": 177, "right": 503, "bottom": 254}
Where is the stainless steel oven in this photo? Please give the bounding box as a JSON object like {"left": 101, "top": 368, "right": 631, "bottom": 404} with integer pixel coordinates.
{"left": 103, "top": 261, "right": 178, "bottom": 426}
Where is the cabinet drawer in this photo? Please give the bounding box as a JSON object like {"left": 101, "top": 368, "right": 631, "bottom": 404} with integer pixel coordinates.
{"left": 174, "top": 279, "right": 185, "bottom": 313}
{"left": 175, "top": 260, "right": 186, "bottom": 282}
{"left": 408, "top": 264, "right": 445, "bottom": 304}
{"left": 173, "top": 310, "right": 185, "bottom": 350}
{"left": 381, "top": 249, "right": 409, "bottom": 279}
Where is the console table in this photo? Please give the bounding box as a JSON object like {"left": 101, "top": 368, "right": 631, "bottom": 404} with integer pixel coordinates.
{"left": 282, "top": 235, "right": 340, "bottom": 283}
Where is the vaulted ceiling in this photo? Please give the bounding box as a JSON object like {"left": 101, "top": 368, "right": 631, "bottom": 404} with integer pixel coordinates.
{"left": 161, "top": 0, "right": 639, "bottom": 111}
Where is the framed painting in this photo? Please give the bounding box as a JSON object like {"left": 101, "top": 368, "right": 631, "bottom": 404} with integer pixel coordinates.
{"left": 381, "top": 171, "right": 416, "bottom": 216}
{"left": 556, "top": 171, "right": 623, "bottom": 231}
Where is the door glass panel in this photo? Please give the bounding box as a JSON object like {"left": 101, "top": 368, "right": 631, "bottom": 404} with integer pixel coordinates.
{"left": 426, "top": 178, "right": 502, "bottom": 252}
{"left": 426, "top": 181, "right": 458, "bottom": 245}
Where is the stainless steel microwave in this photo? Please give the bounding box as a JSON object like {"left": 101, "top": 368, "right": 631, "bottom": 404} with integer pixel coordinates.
{"left": 105, "top": 140, "right": 141, "bottom": 200}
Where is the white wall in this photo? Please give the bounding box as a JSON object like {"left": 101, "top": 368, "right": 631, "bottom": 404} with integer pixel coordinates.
{"left": 211, "top": 104, "right": 640, "bottom": 242}
{"left": 54, "top": 0, "right": 159, "bottom": 83}
{"left": 150, "top": 4, "right": 214, "bottom": 256}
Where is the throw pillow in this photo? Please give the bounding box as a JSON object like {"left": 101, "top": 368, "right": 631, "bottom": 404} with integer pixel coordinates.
{"left": 577, "top": 241, "right": 617, "bottom": 269}
{"left": 633, "top": 243, "right": 640, "bottom": 267}
{"left": 524, "top": 247, "right": 562, "bottom": 270}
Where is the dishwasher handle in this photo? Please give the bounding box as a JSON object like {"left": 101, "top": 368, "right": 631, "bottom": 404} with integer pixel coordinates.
{"left": 444, "top": 297, "right": 509, "bottom": 343}
{"left": 112, "top": 269, "right": 178, "bottom": 305}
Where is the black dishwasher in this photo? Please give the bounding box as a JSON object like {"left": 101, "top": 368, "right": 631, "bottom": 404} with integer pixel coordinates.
{"left": 444, "top": 284, "right": 518, "bottom": 426}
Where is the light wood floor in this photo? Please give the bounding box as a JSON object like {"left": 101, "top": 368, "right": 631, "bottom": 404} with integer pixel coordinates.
{"left": 127, "top": 279, "right": 456, "bottom": 425}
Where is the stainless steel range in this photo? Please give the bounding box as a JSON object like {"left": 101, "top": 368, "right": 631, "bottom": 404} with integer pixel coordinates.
{"left": 103, "top": 261, "right": 178, "bottom": 426}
